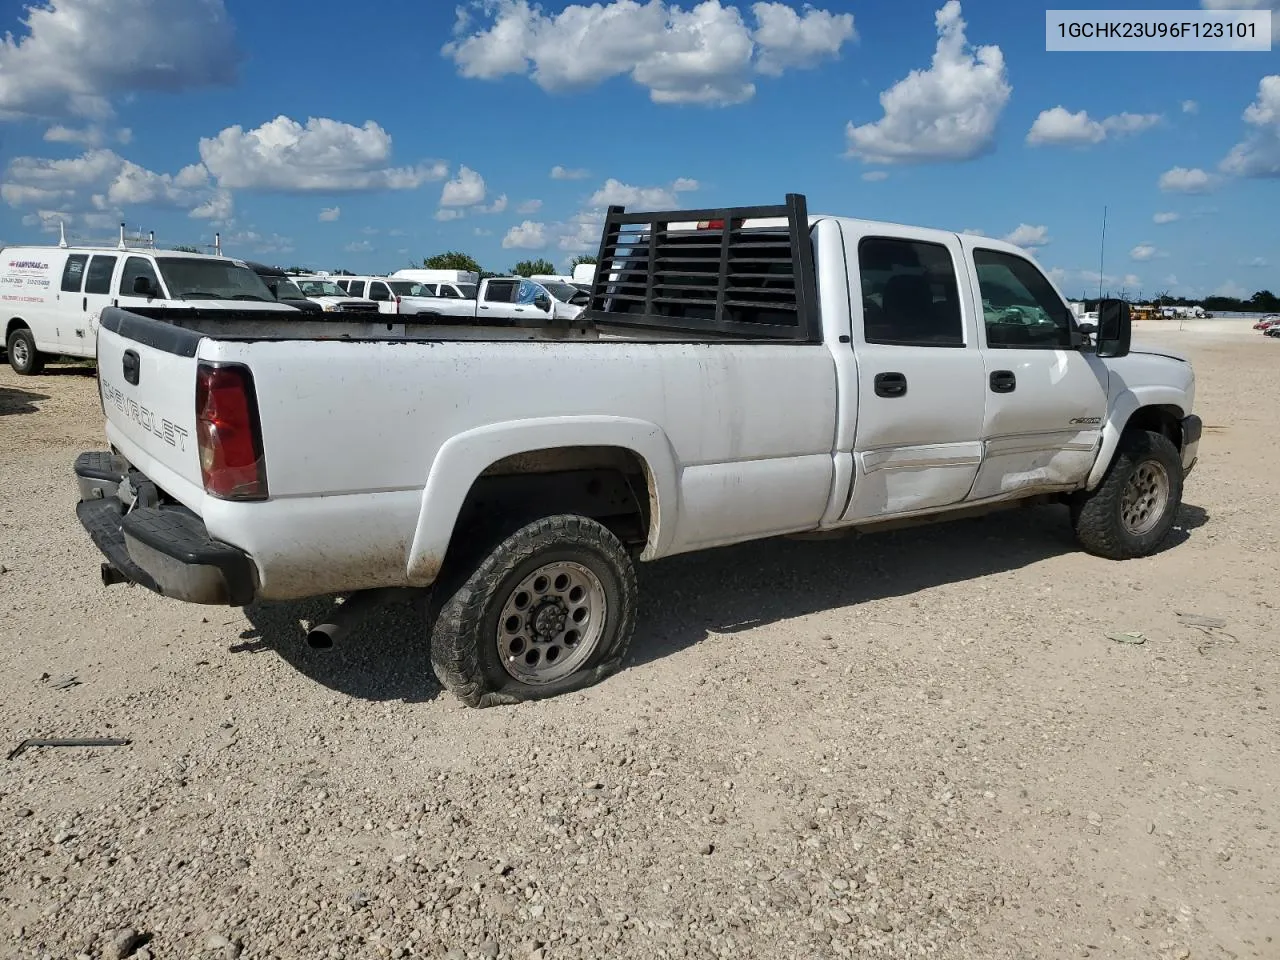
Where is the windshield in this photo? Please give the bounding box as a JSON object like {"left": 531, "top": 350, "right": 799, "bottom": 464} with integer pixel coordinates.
{"left": 270, "top": 276, "right": 305, "bottom": 299}
{"left": 296, "top": 279, "right": 347, "bottom": 297}
{"left": 457, "top": 284, "right": 478, "bottom": 300}
{"left": 155, "top": 258, "right": 275, "bottom": 302}
{"left": 542, "top": 281, "right": 590, "bottom": 304}
{"left": 388, "top": 280, "right": 434, "bottom": 297}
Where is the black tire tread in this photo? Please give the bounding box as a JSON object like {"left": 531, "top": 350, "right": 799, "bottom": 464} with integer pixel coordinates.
{"left": 7, "top": 327, "right": 44, "bottom": 375}
{"left": 1073, "top": 428, "right": 1183, "bottom": 560}
{"left": 429, "top": 514, "right": 637, "bottom": 708}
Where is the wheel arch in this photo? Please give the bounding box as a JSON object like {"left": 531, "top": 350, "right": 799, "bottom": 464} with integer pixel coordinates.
{"left": 406, "top": 417, "right": 680, "bottom": 584}
{"left": 1086, "top": 388, "right": 1186, "bottom": 490}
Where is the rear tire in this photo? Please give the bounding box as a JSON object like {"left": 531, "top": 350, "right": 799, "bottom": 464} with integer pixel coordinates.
{"left": 6, "top": 327, "right": 44, "bottom": 375}
{"left": 1072, "top": 428, "right": 1183, "bottom": 559}
{"left": 428, "top": 514, "right": 637, "bottom": 708}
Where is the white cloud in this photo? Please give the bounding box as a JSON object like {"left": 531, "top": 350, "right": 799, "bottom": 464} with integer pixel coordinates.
{"left": 1, "top": 148, "right": 226, "bottom": 223}
{"left": 319, "top": 206, "right": 341, "bottom": 222}
{"left": 1200, "top": 0, "right": 1280, "bottom": 41}
{"left": 962, "top": 227, "right": 986, "bottom": 236}
{"left": 189, "top": 190, "right": 233, "bottom": 223}
{"left": 551, "top": 165, "right": 589, "bottom": 180}
{"left": 1002, "top": 223, "right": 1050, "bottom": 248}
{"left": 1130, "top": 243, "right": 1163, "bottom": 261}
{"left": 0, "top": 0, "right": 239, "bottom": 121}
{"left": 1153, "top": 211, "right": 1180, "bottom": 224}
{"left": 344, "top": 239, "right": 373, "bottom": 253}
{"left": 502, "top": 220, "right": 549, "bottom": 249}
{"left": 1214, "top": 278, "right": 1249, "bottom": 298}
{"left": 1182, "top": 99, "right": 1199, "bottom": 114}
{"left": 517, "top": 198, "right": 543, "bottom": 213}
{"left": 440, "top": 164, "right": 487, "bottom": 206}
{"left": 435, "top": 208, "right": 464, "bottom": 221}
{"left": 845, "top": 2, "right": 1010, "bottom": 165}
{"left": 1245, "top": 256, "right": 1270, "bottom": 267}
{"left": 473, "top": 227, "right": 493, "bottom": 237}
{"left": 43, "top": 124, "right": 129, "bottom": 147}
{"left": 478, "top": 193, "right": 508, "bottom": 214}
{"left": 1219, "top": 75, "right": 1280, "bottom": 179}
{"left": 1159, "top": 165, "right": 1216, "bottom": 193}
{"left": 443, "top": 0, "right": 855, "bottom": 106}
{"left": 225, "top": 229, "right": 294, "bottom": 255}
{"left": 199, "top": 115, "right": 448, "bottom": 191}
{"left": 1026, "top": 106, "right": 1161, "bottom": 146}
{"left": 588, "top": 176, "right": 698, "bottom": 209}
{"left": 861, "top": 170, "right": 889, "bottom": 182}
{"left": 750, "top": 2, "right": 858, "bottom": 76}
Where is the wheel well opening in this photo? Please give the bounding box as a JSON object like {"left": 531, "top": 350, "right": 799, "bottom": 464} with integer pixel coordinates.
{"left": 6, "top": 318, "right": 30, "bottom": 341}
{"left": 447, "top": 446, "right": 655, "bottom": 564}
{"left": 1126, "top": 404, "right": 1184, "bottom": 449}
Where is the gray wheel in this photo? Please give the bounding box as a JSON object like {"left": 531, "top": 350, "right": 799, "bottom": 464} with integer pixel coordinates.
{"left": 1072, "top": 428, "right": 1184, "bottom": 560}
{"left": 496, "top": 560, "right": 607, "bottom": 684}
{"left": 428, "top": 514, "right": 637, "bottom": 707}
{"left": 7, "top": 327, "right": 44, "bottom": 375}
{"left": 1120, "top": 460, "right": 1170, "bottom": 536}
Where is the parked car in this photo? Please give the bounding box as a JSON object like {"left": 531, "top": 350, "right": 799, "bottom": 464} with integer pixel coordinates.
{"left": 1253, "top": 315, "right": 1280, "bottom": 330}
{"left": 336, "top": 275, "right": 564, "bottom": 323}
{"left": 2, "top": 235, "right": 299, "bottom": 374}
{"left": 71, "top": 192, "right": 1201, "bottom": 709}
{"left": 245, "top": 262, "right": 322, "bottom": 314}
{"left": 1265, "top": 324, "right": 1280, "bottom": 338}
{"left": 289, "top": 275, "right": 380, "bottom": 314}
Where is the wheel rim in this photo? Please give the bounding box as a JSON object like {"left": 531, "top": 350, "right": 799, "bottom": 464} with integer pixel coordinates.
{"left": 496, "top": 561, "right": 607, "bottom": 685}
{"left": 1120, "top": 460, "right": 1170, "bottom": 536}
{"left": 11, "top": 337, "right": 29, "bottom": 368}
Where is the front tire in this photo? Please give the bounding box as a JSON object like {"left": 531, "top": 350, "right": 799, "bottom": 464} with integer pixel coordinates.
{"left": 6, "top": 327, "right": 45, "bottom": 375}
{"left": 1072, "top": 429, "right": 1184, "bottom": 559}
{"left": 428, "top": 514, "right": 638, "bottom": 708}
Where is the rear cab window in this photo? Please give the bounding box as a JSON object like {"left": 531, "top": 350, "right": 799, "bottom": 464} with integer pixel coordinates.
{"left": 857, "top": 237, "right": 965, "bottom": 347}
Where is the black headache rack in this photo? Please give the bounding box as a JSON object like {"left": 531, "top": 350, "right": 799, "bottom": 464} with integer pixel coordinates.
{"left": 582, "top": 192, "right": 821, "bottom": 342}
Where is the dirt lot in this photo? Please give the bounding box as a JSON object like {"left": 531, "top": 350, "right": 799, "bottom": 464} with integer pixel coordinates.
{"left": 1, "top": 330, "right": 1277, "bottom": 960}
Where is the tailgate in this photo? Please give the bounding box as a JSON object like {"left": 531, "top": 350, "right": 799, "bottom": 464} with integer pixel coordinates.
{"left": 96, "top": 309, "right": 207, "bottom": 511}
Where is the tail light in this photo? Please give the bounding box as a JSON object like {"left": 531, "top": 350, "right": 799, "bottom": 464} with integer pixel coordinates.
{"left": 195, "top": 362, "right": 268, "bottom": 500}
{"left": 697, "top": 218, "right": 744, "bottom": 230}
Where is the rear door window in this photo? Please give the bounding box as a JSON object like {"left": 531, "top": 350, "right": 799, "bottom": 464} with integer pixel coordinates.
{"left": 84, "top": 255, "right": 117, "bottom": 294}
{"left": 60, "top": 254, "right": 88, "bottom": 293}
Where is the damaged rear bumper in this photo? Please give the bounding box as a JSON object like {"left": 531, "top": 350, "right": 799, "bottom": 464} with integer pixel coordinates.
{"left": 73, "top": 451, "right": 257, "bottom": 606}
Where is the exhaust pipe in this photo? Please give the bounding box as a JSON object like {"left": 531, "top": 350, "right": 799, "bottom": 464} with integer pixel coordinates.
{"left": 306, "top": 588, "right": 414, "bottom": 649}
{"left": 101, "top": 563, "right": 129, "bottom": 587}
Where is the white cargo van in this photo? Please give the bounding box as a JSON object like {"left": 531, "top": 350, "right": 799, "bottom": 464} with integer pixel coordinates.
{"left": 391, "top": 268, "right": 480, "bottom": 287}
{"left": 2, "top": 242, "right": 298, "bottom": 374}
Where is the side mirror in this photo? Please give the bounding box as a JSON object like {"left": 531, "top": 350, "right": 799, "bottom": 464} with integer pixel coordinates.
{"left": 1095, "top": 299, "right": 1131, "bottom": 358}
{"left": 534, "top": 293, "right": 552, "bottom": 312}
{"left": 268, "top": 282, "right": 279, "bottom": 298}
{"left": 132, "top": 275, "right": 155, "bottom": 296}
{"left": 1077, "top": 320, "right": 1098, "bottom": 336}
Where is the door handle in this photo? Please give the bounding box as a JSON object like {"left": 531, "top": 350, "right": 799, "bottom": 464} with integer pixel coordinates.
{"left": 990, "top": 370, "right": 1017, "bottom": 393}
{"left": 82, "top": 296, "right": 87, "bottom": 311}
{"left": 874, "top": 372, "right": 907, "bottom": 398}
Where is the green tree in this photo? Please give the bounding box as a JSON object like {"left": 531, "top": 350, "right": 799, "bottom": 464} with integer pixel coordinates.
{"left": 570, "top": 254, "right": 597, "bottom": 268}
{"left": 423, "top": 251, "right": 482, "bottom": 273}
{"left": 510, "top": 258, "right": 557, "bottom": 277}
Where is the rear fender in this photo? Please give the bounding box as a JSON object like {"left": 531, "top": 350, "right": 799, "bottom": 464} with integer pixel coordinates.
{"left": 405, "top": 417, "right": 679, "bottom": 583}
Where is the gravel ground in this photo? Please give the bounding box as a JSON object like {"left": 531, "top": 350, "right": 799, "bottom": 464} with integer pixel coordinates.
{"left": 1, "top": 331, "right": 1277, "bottom": 960}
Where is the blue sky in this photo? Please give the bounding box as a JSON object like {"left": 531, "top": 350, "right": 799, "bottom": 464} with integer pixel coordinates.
{"left": 0, "top": 0, "right": 1276, "bottom": 300}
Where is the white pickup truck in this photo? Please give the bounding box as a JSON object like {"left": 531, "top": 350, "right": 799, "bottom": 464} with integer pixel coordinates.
{"left": 72, "top": 194, "right": 1201, "bottom": 708}
{"left": 338, "top": 274, "right": 575, "bottom": 324}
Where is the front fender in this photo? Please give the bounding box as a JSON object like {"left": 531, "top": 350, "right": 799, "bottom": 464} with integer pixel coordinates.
{"left": 405, "top": 416, "right": 680, "bottom": 583}
{"left": 1086, "top": 385, "right": 1188, "bottom": 490}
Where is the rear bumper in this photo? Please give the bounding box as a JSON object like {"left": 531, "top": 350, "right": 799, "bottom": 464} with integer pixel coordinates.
{"left": 73, "top": 452, "right": 257, "bottom": 606}
{"left": 1181, "top": 414, "right": 1201, "bottom": 476}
